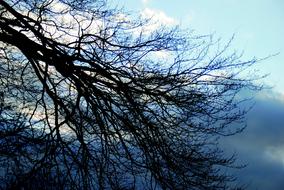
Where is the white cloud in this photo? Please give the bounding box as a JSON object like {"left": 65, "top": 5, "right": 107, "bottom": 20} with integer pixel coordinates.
{"left": 138, "top": 9, "right": 177, "bottom": 59}
{"left": 142, "top": 0, "right": 151, "bottom": 4}
{"left": 141, "top": 8, "right": 176, "bottom": 26}
{"left": 255, "top": 89, "right": 284, "bottom": 104}
{"left": 139, "top": 8, "right": 177, "bottom": 33}
{"left": 154, "top": 50, "right": 171, "bottom": 59}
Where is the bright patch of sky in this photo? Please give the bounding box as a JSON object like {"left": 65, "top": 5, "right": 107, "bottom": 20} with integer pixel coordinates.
{"left": 265, "top": 146, "right": 284, "bottom": 167}
{"left": 114, "top": 0, "right": 284, "bottom": 95}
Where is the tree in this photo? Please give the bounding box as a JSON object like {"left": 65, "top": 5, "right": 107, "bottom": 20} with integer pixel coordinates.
{"left": 0, "top": 0, "right": 260, "bottom": 189}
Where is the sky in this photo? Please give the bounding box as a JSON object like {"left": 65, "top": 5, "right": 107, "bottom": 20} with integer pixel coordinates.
{"left": 115, "top": 1, "right": 284, "bottom": 189}
{"left": 116, "top": 0, "right": 284, "bottom": 94}
{"left": 222, "top": 97, "right": 284, "bottom": 189}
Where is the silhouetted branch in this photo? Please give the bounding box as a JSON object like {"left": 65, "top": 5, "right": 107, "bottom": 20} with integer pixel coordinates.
{"left": 0, "top": 0, "right": 262, "bottom": 189}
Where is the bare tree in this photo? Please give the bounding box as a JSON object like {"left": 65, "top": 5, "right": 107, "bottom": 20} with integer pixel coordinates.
{"left": 0, "top": 0, "right": 260, "bottom": 189}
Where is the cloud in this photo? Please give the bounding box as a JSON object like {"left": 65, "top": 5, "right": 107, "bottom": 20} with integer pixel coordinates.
{"left": 221, "top": 91, "right": 284, "bottom": 190}
{"left": 141, "top": 8, "right": 177, "bottom": 25}
{"left": 140, "top": 8, "right": 177, "bottom": 32}
{"left": 265, "top": 146, "right": 284, "bottom": 167}
{"left": 255, "top": 89, "right": 284, "bottom": 103}
{"left": 142, "top": 0, "right": 151, "bottom": 4}
{"left": 153, "top": 50, "right": 171, "bottom": 59}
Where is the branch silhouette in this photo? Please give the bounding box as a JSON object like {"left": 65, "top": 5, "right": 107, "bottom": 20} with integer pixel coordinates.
{"left": 0, "top": 0, "right": 261, "bottom": 189}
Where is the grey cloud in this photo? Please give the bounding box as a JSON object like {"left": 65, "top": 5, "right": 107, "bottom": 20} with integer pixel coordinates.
{"left": 221, "top": 92, "right": 284, "bottom": 190}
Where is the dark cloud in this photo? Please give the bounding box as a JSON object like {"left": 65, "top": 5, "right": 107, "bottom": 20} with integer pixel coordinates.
{"left": 222, "top": 91, "right": 284, "bottom": 190}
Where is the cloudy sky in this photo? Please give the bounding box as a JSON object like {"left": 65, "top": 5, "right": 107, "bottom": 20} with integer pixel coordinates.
{"left": 115, "top": 1, "right": 284, "bottom": 189}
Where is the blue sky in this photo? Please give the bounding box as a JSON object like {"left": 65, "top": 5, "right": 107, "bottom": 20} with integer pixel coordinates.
{"left": 221, "top": 96, "right": 284, "bottom": 190}
{"left": 115, "top": 1, "right": 284, "bottom": 189}
{"left": 117, "top": 0, "right": 284, "bottom": 95}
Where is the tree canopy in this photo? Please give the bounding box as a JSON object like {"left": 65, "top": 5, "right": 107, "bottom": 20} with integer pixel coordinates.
{"left": 0, "top": 0, "right": 260, "bottom": 189}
